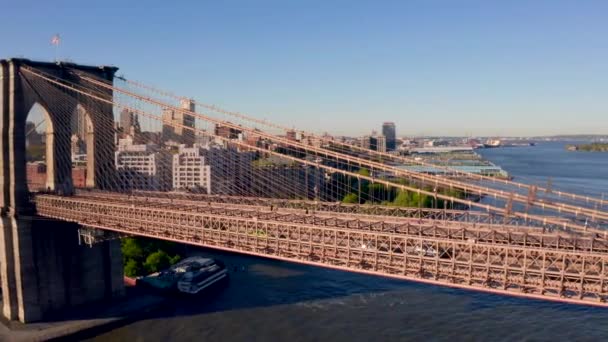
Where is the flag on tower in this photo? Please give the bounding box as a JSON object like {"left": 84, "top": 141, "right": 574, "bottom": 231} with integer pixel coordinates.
{"left": 51, "top": 34, "right": 61, "bottom": 46}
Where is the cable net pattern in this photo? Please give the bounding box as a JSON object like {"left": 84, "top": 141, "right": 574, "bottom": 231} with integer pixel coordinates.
{"left": 20, "top": 65, "right": 608, "bottom": 235}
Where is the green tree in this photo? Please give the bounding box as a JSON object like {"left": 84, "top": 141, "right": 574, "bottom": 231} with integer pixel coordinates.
{"left": 170, "top": 254, "right": 182, "bottom": 265}
{"left": 144, "top": 250, "right": 173, "bottom": 274}
{"left": 124, "top": 259, "right": 143, "bottom": 277}
{"left": 121, "top": 237, "right": 182, "bottom": 277}
{"left": 392, "top": 190, "right": 412, "bottom": 207}
{"left": 357, "top": 168, "right": 370, "bottom": 177}
{"left": 353, "top": 168, "right": 371, "bottom": 203}
{"left": 342, "top": 193, "right": 359, "bottom": 203}
{"left": 436, "top": 188, "right": 463, "bottom": 209}
{"left": 121, "top": 237, "right": 144, "bottom": 264}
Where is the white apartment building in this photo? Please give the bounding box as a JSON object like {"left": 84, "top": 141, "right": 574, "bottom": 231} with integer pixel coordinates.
{"left": 172, "top": 143, "right": 256, "bottom": 194}
{"left": 115, "top": 137, "right": 172, "bottom": 190}
{"left": 172, "top": 144, "right": 212, "bottom": 192}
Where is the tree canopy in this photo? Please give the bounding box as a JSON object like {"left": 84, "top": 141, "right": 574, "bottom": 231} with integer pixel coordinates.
{"left": 342, "top": 193, "right": 358, "bottom": 204}
{"left": 121, "top": 237, "right": 182, "bottom": 277}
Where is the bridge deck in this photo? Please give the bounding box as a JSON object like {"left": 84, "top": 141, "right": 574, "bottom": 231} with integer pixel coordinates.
{"left": 35, "top": 194, "right": 608, "bottom": 307}
{"left": 75, "top": 190, "right": 594, "bottom": 234}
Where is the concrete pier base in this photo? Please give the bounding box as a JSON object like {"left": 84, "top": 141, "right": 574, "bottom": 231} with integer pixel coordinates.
{"left": 0, "top": 216, "right": 124, "bottom": 323}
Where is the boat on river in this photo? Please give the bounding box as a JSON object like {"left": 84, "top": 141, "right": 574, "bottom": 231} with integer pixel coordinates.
{"left": 138, "top": 256, "right": 228, "bottom": 295}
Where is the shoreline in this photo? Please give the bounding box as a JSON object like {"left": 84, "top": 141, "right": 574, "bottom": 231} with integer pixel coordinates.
{"left": 566, "top": 143, "right": 608, "bottom": 152}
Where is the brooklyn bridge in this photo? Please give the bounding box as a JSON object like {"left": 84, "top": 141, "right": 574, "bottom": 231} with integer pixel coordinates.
{"left": 1, "top": 58, "right": 607, "bottom": 323}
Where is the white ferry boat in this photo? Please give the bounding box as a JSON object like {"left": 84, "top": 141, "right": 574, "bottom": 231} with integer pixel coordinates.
{"left": 138, "top": 256, "right": 228, "bottom": 295}
{"left": 176, "top": 257, "right": 228, "bottom": 295}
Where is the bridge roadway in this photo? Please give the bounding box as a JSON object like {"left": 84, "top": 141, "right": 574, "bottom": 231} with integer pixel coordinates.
{"left": 35, "top": 193, "right": 608, "bottom": 307}
{"left": 76, "top": 190, "right": 595, "bottom": 234}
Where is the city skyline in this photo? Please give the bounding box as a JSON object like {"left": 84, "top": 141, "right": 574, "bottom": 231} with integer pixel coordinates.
{"left": 4, "top": 1, "right": 607, "bottom": 136}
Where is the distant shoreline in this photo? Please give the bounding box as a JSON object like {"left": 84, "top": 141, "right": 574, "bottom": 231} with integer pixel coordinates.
{"left": 566, "top": 143, "right": 608, "bottom": 152}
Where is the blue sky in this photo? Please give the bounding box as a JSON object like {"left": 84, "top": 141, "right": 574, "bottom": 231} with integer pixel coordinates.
{"left": 4, "top": 0, "right": 607, "bottom": 136}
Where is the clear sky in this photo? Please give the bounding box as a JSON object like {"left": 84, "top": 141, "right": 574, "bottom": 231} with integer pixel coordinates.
{"left": 3, "top": 0, "right": 607, "bottom": 137}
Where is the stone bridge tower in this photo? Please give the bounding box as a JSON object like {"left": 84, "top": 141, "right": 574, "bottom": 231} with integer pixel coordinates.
{"left": 0, "top": 59, "right": 124, "bottom": 323}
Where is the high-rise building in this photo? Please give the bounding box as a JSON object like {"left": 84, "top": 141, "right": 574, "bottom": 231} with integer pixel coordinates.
{"left": 120, "top": 108, "right": 132, "bottom": 131}
{"left": 382, "top": 122, "right": 396, "bottom": 151}
{"left": 162, "top": 98, "right": 195, "bottom": 146}
{"left": 359, "top": 133, "right": 386, "bottom": 153}
{"left": 119, "top": 109, "right": 140, "bottom": 136}
{"left": 71, "top": 105, "right": 89, "bottom": 141}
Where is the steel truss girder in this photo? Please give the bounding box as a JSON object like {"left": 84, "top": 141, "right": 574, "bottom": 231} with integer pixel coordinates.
{"left": 75, "top": 190, "right": 585, "bottom": 233}
{"left": 35, "top": 195, "right": 608, "bottom": 306}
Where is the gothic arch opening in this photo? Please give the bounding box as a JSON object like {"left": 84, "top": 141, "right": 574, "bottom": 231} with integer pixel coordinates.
{"left": 71, "top": 103, "right": 95, "bottom": 188}
{"left": 25, "top": 102, "right": 53, "bottom": 192}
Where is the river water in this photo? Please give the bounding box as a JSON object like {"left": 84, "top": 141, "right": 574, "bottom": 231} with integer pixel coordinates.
{"left": 92, "top": 141, "right": 608, "bottom": 341}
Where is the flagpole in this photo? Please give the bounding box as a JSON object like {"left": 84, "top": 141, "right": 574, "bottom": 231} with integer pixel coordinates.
{"left": 51, "top": 34, "right": 60, "bottom": 62}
